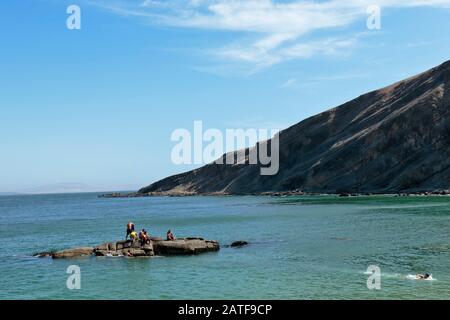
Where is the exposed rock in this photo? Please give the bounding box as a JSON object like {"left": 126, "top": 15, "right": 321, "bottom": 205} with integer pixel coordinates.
{"left": 94, "top": 237, "right": 220, "bottom": 257}
{"left": 38, "top": 237, "right": 219, "bottom": 259}
{"left": 152, "top": 238, "right": 220, "bottom": 255}
{"left": 52, "top": 247, "right": 94, "bottom": 259}
{"left": 137, "top": 60, "right": 450, "bottom": 195}
{"left": 230, "top": 241, "right": 249, "bottom": 247}
{"left": 125, "top": 248, "right": 147, "bottom": 257}
{"left": 94, "top": 239, "right": 154, "bottom": 257}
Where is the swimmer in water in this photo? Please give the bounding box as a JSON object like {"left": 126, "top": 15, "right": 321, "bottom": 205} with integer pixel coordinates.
{"left": 415, "top": 273, "right": 431, "bottom": 280}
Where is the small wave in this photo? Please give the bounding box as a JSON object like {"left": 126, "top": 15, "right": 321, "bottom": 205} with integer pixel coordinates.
{"left": 362, "top": 271, "right": 436, "bottom": 281}
{"left": 362, "top": 271, "right": 402, "bottom": 278}
{"left": 105, "top": 253, "right": 123, "bottom": 257}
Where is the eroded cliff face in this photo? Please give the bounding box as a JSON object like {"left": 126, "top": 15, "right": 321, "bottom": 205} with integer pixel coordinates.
{"left": 139, "top": 60, "right": 450, "bottom": 195}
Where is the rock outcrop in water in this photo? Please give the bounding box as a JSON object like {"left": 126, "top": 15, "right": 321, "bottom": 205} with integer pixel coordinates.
{"left": 137, "top": 60, "right": 450, "bottom": 195}
{"left": 37, "top": 238, "right": 219, "bottom": 259}
{"left": 94, "top": 237, "right": 219, "bottom": 257}
{"left": 52, "top": 247, "right": 94, "bottom": 259}
{"left": 230, "top": 241, "right": 249, "bottom": 247}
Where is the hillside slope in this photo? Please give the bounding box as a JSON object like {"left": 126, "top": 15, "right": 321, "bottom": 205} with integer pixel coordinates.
{"left": 139, "top": 60, "right": 450, "bottom": 194}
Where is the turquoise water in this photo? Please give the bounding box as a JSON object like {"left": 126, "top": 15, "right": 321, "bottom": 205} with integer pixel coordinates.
{"left": 1, "top": 193, "right": 450, "bottom": 299}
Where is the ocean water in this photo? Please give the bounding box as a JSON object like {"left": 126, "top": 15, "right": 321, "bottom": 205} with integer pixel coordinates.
{"left": 1, "top": 193, "right": 450, "bottom": 300}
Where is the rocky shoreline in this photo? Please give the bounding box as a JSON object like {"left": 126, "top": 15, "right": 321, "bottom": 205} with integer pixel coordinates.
{"left": 99, "top": 189, "right": 450, "bottom": 198}
{"left": 35, "top": 237, "right": 220, "bottom": 259}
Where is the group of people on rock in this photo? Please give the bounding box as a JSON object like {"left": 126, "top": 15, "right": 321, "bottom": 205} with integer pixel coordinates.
{"left": 125, "top": 222, "right": 176, "bottom": 244}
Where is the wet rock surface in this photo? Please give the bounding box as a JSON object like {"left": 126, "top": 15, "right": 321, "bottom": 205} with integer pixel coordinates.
{"left": 152, "top": 238, "right": 219, "bottom": 255}
{"left": 52, "top": 247, "right": 94, "bottom": 259}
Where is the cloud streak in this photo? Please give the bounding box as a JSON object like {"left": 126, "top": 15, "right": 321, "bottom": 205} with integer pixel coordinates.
{"left": 92, "top": 0, "right": 450, "bottom": 69}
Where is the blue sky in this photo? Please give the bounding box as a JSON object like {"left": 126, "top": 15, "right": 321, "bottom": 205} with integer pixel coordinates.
{"left": 1, "top": 0, "right": 450, "bottom": 193}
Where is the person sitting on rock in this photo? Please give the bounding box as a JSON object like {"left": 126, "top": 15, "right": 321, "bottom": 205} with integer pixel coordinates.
{"left": 143, "top": 230, "right": 150, "bottom": 244}
{"left": 139, "top": 229, "right": 150, "bottom": 245}
{"left": 167, "top": 229, "right": 175, "bottom": 241}
{"left": 126, "top": 221, "right": 135, "bottom": 240}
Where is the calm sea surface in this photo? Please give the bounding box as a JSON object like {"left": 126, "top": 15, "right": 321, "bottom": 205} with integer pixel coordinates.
{"left": 1, "top": 193, "right": 450, "bottom": 299}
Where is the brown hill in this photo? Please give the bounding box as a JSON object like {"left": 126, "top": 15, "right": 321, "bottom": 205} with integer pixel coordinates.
{"left": 139, "top": 60, "right": 450, "bottom": 195}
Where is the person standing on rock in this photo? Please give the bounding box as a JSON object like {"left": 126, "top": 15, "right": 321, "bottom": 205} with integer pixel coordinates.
{"left": 126, "top": 222, "right": 135, "bottom": 240}
{"left": 130, "top": 230, "right": 138, "bottom": 242}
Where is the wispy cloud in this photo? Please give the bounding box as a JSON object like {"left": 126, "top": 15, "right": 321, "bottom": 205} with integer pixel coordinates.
{"left": 91, "top": 0, "right": 450, "bottom": 70}
{"left": 281, "top": 78, "right": 298, "bottom": 88}
{"left": 312, "top": 72, "right": 370, "bottom": 81}
{"left": 280, "top": 72, "right": 369, "bottom": 90}
{"left": 216, "top": 35, "right": 360, "bottom": 70}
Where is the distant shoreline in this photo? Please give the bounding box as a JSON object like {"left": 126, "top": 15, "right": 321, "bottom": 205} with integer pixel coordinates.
{"left": 3, "top": 190, "right": 450, "bottom": 198}
{"left": 0, "top": 190, "right": 135, "bottom": 197}
{"left": 98, "top": 190, "right": 450, "bottom": 198}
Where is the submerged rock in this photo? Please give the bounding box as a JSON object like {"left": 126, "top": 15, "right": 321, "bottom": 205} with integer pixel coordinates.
{"left": 339, "top": 193, "right": 351, "bottom": 197}
{"left": 33, "top": 251, "right": 54, "bottom": 258}
{"left": 230, "top": 241, "right": 249, "bottom": 247}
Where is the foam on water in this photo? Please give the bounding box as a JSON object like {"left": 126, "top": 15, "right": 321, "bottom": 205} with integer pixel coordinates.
{"left": 406, "top": 274, "right": 435, "bottom": 281}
